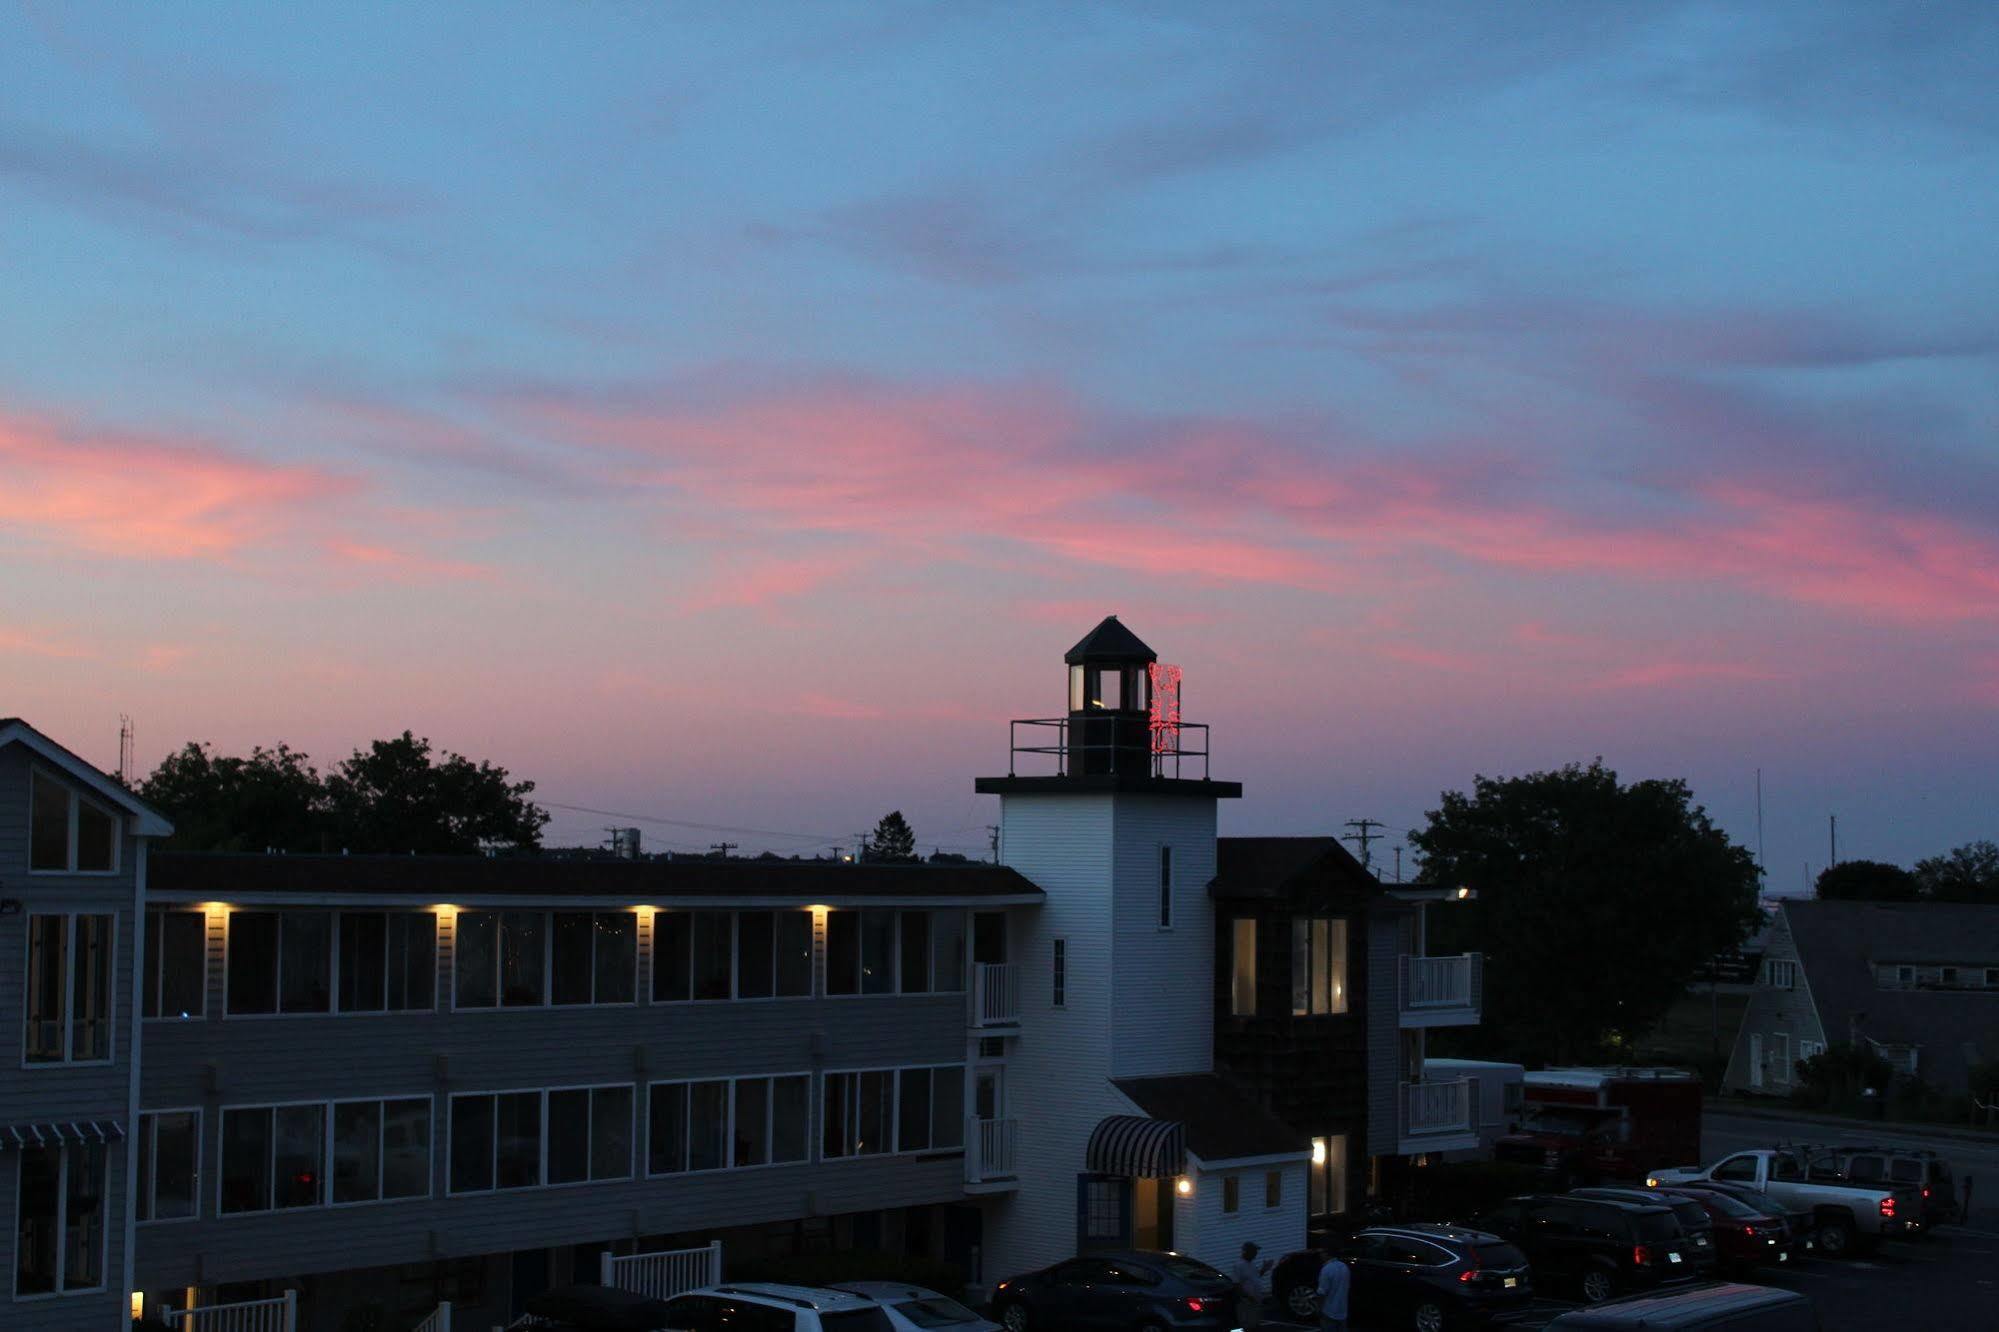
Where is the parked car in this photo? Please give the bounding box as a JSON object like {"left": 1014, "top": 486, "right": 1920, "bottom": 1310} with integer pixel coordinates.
{"left": 1638, "top": 1185, "right": 1796, "bottom": 1275}
{"left": 658, "top": 1283, "right": 895, "bottom": 1332}
{"left": 831, "top": 1282, "right": 1001, "bottom": 1332}
{"left": 991, "top": 1251, "right": 1237, "bottom": 1332}
{"left": 1335, "top": 1224, "right": 1533, "bottom": 1331}
{"left": 1469, "top": 1194, "right": 1694, "bottom": 1304}
{"left": 1571, "top": 1188, "right": 1718, "bottom": 1278}
{"left": 1659, "top": 1180, "right": 1815, "bottom": 1256}
{"left": 523, "top": 1285, "right": 679, "bottom": 1331}
{"left": 1650, "top": 1147, "right": 1920, "bottom": 1256}
{"left": 1541, "top": 1281, "right": 1820, "bottom": 1329}
{"left": 1804, "top": 1144, "right": 1958, "bottom": 1227}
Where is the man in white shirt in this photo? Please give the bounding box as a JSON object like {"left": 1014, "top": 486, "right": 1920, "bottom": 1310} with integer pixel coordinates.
{"left": 1230, "top": 1241, "right": 1272, "bottom": 1329}
{"left": 1316, "top": 1248, "right": 1350, "bottom": 1332}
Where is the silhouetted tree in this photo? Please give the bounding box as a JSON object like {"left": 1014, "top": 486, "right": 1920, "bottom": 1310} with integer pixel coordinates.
{"left": 1815, "top": 859, "right": 1921, "bottom": 902}
{"left": 325, "top": 732, "right": 548, "bottom": 854}
{"left": 866, "top": 810, "right": 918, "bottom": 863}
{"left": 140, "top": 742, "right": 327, "bottom": 853}
{"left": 1914, "top": 841, "right": 1999, "bottom": 904}
{"left": 1413, "top": 760, "right": 1761, "bottom": 1066}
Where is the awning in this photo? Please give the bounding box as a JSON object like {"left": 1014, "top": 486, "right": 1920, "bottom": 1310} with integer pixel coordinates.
{"left": 1086, "top": 1115, "right": 1185, "bottom": 1178}
{"left": 0, "top": 1121, "right": 125, "bottom": 1149}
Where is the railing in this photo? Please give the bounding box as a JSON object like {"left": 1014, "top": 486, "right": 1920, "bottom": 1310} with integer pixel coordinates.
{"left": 1005, "top": 717, "right": 1213, "bottom": 781}
{"left": 601, "top": 1239, "right": 722, "bottom": 1301}
{"left": 164, "top": 1291, "right": 296, "bottom": 1332}
{"left": 1399, "top": 953, "right": 1483, "bottom": 1017}
{"left": 413, "top": 1302, "right": 451, "bottom": 1332}
{"left": 1402, "top": 1078, "right": 1474, "bottom": 1137}
{"left": 972, "top": 962, "right": 1019, "bottom": 1027}
{"left": 967, "top": 1115, "right": 1019, "bottom": 1184}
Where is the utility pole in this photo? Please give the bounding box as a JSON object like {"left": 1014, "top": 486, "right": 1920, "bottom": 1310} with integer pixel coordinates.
{"left": 1392, "top": 846, "right": 1403, "bottom": 884}
{"left": 987, "top": 825, "right": 1000, "bottom": 864}
{"left": 117, "top": 714, "right": 134, "bottom": 785}
{"left": 1829, "top": 814, "right": 1837, "bottom": 868}
{"left": 1755, "top": 768, "right": 1765, "bottom": 879}
{"left": 709, "top": 842, "right": 737, "bottom": 860}
{"left": 1343, "top": 819, "right": 1385, "bottom": 873}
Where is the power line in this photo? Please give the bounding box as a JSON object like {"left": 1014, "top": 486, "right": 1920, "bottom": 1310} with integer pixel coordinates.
{"left": 1343, "top": 818, "right": 1386, "bottom": 873}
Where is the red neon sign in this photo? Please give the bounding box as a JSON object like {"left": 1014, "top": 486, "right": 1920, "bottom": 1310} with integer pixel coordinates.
{"left": 1148, "top": 662, "right": 1182, "bottom": 755}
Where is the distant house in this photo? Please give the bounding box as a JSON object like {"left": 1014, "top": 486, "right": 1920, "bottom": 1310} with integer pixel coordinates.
{"left": 1723, "top": 900, "right": 1999, "bottom": 1097}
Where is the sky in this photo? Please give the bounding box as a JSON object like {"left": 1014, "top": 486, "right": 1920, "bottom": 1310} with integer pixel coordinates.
{"left": 2, "top": 3, "right": 1996, "bottom": 884}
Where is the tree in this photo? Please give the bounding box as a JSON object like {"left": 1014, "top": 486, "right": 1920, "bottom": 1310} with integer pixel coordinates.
{"left": 325, "top": 732, "right": 548, "bottom": 854}
{"left": 139, "top": 742, "right": 328, "bottom": 853}
{"left": 1913, "top": 841, "right": 1999, "bottom": 904}
{"left": 1411, "top": 760, "right": 1761, "bottom": 1066}
{"left": 865, "top": 810, "right": 918, "bottom": 863}
{"left": 1815, "top": 859, "right": 1920, "bottom": 902}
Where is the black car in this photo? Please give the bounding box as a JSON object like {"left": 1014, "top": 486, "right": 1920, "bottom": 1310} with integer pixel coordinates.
{"left": 1542, "top": 1281, "right": 1820, "bottom": 1329}
{"left": 992, "top": 1250, "right": 1237, "bottom": 1332}
{"left": 1471, "top": 1195, "right": 1694, "bottom": 1304}
{"left": 1660, "top": 1180, "right": 1816, "bottom": 1255}
{"left": 1572, "top": 1188, "right": 1718, "bottom": 1278}
{"left": 1336, "top": 1225, "right": 1533, "bottom": 1331}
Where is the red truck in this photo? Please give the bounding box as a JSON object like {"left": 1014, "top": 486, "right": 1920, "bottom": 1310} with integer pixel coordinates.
{"left": 1495, "top": 1067, "right": 1704, "bottom": 1185}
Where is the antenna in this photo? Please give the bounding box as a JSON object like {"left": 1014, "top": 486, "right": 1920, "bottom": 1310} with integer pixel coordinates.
{"left": 117, "top": 714, "right": 134, "bottom": 785}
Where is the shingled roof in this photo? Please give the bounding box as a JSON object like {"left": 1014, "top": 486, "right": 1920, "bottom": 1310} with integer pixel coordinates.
{"left": 1064, "top": 615, "right": 1156, "bottom": 664}
{"left": 1113, "top": 1073, "right": 1309, "bottom": 1164}
{"left": 1210, "top": 836, "right": 1379, "bottom": 901}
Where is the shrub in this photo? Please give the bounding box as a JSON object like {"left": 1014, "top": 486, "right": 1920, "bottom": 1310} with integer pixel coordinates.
{"left": 1794, "top": 1042, "right": 1892, "bottom": 1106}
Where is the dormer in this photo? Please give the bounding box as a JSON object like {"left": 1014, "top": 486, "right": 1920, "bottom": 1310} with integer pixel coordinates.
{"left": 1, "top": 717, "right": 173, "bottom": 875}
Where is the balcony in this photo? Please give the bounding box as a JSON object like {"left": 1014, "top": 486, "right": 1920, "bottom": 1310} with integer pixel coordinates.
{"left": 1398, "top": 953, "right": 1482, "bottom": 1028}
{"left": 965, "top": 1116, "right": 1019, "bottom": 1193}
{"left": 971, "top": 962, "right": 1020, "bottom": 1029}
{"left": 1002, "top": 716, "right": 1214, "bottom": 781}
{"left": 1399, "top": 1077, "right": 1478, "bottom": 1155}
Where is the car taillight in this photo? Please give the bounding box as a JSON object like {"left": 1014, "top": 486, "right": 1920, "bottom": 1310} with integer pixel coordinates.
{"left": 1183, "top": 1298, "right": 1205, "bottom": 1314}
{"left": 1923, "top": 1187, "right": 1931, "bottom": 1198}
{"left": 1632, "top": 1245, "right": 1655, "bottom": 1267}
{"left": 1880, "top": 1197, "right": 1896, "bottom": 1217}
{"left": 1458, "top": 1269, "right": 1474, "bottom": 1283}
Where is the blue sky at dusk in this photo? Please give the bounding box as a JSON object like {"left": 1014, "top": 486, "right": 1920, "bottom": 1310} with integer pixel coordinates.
{"left": 3, "top": 3, "right": 1996, "bottom": 883}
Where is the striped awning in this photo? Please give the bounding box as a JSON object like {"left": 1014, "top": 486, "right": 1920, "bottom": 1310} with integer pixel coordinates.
{"left": 0, "top": 1121, "right": 124, "bottom": 1150}
{"left": 1086, "top": 1115, "right": 1185, "bottom": 1178}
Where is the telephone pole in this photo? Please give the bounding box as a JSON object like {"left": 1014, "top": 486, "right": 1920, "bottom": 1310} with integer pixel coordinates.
{"left": 1828, "top": 814, "right": 1837, "bottom": 868}
{"left": 709, "top": 842, "right": 737, "bottom": 860}
{"left": 1343, "top": 818, "right": 1385, "bottom": 873}
{"left": 987, "top": 825, "right": 1000, "bottom": 863}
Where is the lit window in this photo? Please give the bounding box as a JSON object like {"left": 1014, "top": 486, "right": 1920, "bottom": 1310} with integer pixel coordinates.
{"left": 1291, "top": 918, "right": 1349, "bottom": 1016}
{"left": 1230, "top": 918, "right": 1257, "bottom": 1017}
{"left": 1310, "top": 1134, "right": 1348, "bottom": 1216}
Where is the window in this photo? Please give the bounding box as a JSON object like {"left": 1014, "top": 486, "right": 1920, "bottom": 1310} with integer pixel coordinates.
{"left": 448, "top": 1090, "right": 558, "bottom": 1193}
{"left": 547, "top": 1087, "right": 633, "bottom": 1184}
{"left": 647, "top": 1080, "right": 730, "bottom": 1174}
{"left": 652, "top": 911, "right": 744, "bottom": 1001}
{"left": 825, "top": 1068, "right": 963, "bottom": 1158}
{"left": 225, "top": 910, "right": 333, "bottom": 1015}
{"left": 221, "top": 1104, "right": 327, "bottom": 1212}
{"left": 337, "top": 912, "right": 438, "bottom": 1013}
{"left": 332, "top": 1098, "right": 433, "bottom": 1202}
{"left": 729, "top": 1075, "right": 811, "bottom": 1167}
{"left": 900, "top": 911, "right": 932, "bottom": 994}
{"left": 1158, "top": 846, "right": 1173, "bottom": 928}
{"left": 1052, "top": 938, "right": 1066, "bottom": 1008}
{"left": 1291, "top": 918, "right": 1349, "bottom": 1016}
{"left": 1712, "top": 1155, "right": 1757, "bottom": 1183}
{"left": 1799, "top": 1040, "right": 1824, "bottom": 1062}
{"left": 733, "top": 911, "right": 813, "bottom": 999}
{"left": 1266, "top": 1170, "right": 1282, "bottom": 1208}
{"left": 932, "top": 909, "right": 966, "bottom": 992}
{"left": 1230, "top": 918, "right": 1257, "bottom": 1017}
{"left": 551, "top": 912, "right": 637, "bottom": 1005}
{"left": 27, "top": 771, "right": 117, "bottom": 874}
{"left": 14, "top": 1141, "right": 107, "bottom": 1295}
{"left": 144, "top": 910, "right": 207, "bottom": 1019}
{"left": 1222, "top": 1175, "right": 1239, "bottom": 1214}
{"left": 1763, "top": 959, "right": 1798, "bottom": 990}
{"left": 823, "top": 1070, "right": 894, "bottom": 1158}
{"left": 895, "top": 1066, "right": 966, "bottom": 1152}
{"left": 1773, "top": 1033, "right": 1792, "bottom": 1083}
{"left": 1940, "top": 966, "right": 1959, "bottom": 987}
{"left": 137, "top": 1110, "right": 201, "bottom": 1223}
{"left": 825, "top": 910, "right": 935, "bottom": 995}
{"left": 1310, "top": 1135, "right": 1347, "bottom": 1215}
{"left": 25, "top": 913, "right": 114, "bottom": 1063}
{"left": 453, "top": 911, "right": 550, "bottom": 1007}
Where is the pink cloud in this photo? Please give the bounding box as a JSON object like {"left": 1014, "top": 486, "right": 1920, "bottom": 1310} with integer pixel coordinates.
{"left": 681, "top": 550, "right": 869, "bottom": 613}
{"left": 1592, "top": 660, "right": 1786, "bottom": 691}
{"left": 0, "top": 625, "right": 94, "bottom": 660}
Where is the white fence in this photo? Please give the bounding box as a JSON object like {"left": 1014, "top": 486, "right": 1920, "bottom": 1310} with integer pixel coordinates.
{"left": 413, "top": 1301, "right": 451, "bottom": 1332}
{"left": 164, "top": 1291, "right": 296, "bottom": 1332}
{"left": 972, "top": 962, "right": 1019, "bottom": 1027}
{"left": 1402, "top": 1078, "right": 1475, "bottom": 1136}
{"left": 1400, "top": 953, "right": 1483, "bottom": 1012}
{"left": 600, "top": 1240, "right": 723, "bottom": 1301}
{"left": 967, "top": 1115, "right": 1018, "bottom": 1183}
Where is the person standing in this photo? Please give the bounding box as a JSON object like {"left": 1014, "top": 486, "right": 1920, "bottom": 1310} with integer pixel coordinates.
{"left": 1316, "top": 1248, "right": 1351, "bottom": 1332}
{"left": 1230, "top": 1241, "right": 1272, "bottom": 1330}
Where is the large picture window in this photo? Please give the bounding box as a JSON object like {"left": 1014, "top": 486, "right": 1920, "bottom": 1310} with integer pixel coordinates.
{"left": 25, "top": 913, "right": 114, "bottom": 1063}
{"left": 647, "top": 1080, "right": 730, "bottom": 1175}
{"left": 824, "top": 1066, "right": 964, "bottom": 1158}
{"left": 332, "top": 1098, "right": 432, "bottom": 1203}
{"left": 338, "top": 912, "right": 438, "bottom": 1013}
{"left": 653, "top": 911, "right": 811, "bottom": 1001}
{"left": 226, "top": 911, "right": 333, "bottom": 1015}
{"left": 144, "top": 910, "right": 207, "bottom": 1019}
{"left": 547, "top": 1086, "right": 634, "bottom": 1184}
{"left": 730, "top": 1075, "right": 811, "bottom": 1167}
{"left": 1291, "top": 917, "right": 1349, "bottom": 1016}
{"left": 28, "top": 771, "right": 118, "bottom": 874}
{"left": 456, "top": 911, "right": 637, "bottom": 1009}
{"left": 221, "top": 1104, "right": 326, "bottom": 1213}
{"left": 449, "top": 1090, "right": 543, "bottom": 1193}
{"left": 825, "top": 910, "right": 959, "bottom": 996}
{"left": 137, "top": 1110, "right": 201, "bottom": 1223}
{"left": 14, "top": 1141, "right": 107, "bottom": 1295}
{"left": 551, "top": 913, "right": 637, "bottom": 1006}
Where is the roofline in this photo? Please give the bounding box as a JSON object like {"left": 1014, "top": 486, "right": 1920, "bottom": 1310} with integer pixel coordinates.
{"left": 1188, "top": 1148, "right": 1311, "bottom": 1170}
{"left": 144, "top": 891, "right": 1048, "bottom": 909}
{"left": 0, "top": 719, "right": 173, "bottom": 837}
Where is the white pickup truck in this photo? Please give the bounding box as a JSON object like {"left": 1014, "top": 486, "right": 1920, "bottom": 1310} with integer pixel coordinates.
{"left": 1650, "top": 1147, "right": 1920, "bottom": 1257}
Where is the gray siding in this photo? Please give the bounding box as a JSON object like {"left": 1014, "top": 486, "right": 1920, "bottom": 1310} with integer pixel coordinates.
{"left": 1722, "top": 909, "right": 1825, "bottom": 1095}
{"left": 1364, "top": 911, "right": 1402, "bottom": 1155}
{"left": 0, "top": 742, "right": 144, "bottom": 1329}
{"left": 135, "top": 899, "right": 981, "bottom": 1289}
{"left": 1108, "top": 796, "right": 1216, "bottom": 1080}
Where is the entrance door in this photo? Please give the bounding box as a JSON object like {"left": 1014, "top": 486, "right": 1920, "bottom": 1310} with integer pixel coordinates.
{"left": 1076, "top": 1175, "right": 1131, "bottom": 1252}
{"left": 973, "top": 912, "right": 1007, "bottom": 965}
{"left": 1131, "top": 1176, "right": 1175, "bottom": 1252}
{"left": 1749, "top": 1034, "right": 1764, "bottom": 1089}
{"left": 974, "top": 1067, "right": 1005, "bottom": 1122}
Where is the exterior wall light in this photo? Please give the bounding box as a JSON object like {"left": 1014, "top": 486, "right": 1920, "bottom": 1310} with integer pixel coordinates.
{"left": 1175, "top": 1176, "right": 1193, "bottom": 1196}
{"left": 1311, "top": 1138, "right": 1327, "bottom": 1165}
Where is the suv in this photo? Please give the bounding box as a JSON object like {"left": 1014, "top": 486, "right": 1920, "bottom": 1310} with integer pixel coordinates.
{"left": 1543, "top": 1282, "right": 1819, "bottom": 1329}
{"left": 1337, "top": 1224, "right": 1533, "bottom": 1330}
{"left": 1572, "top": 1188, "right": 1717, "bottom": 1277}
{"left": 660, "top": 1284, "right": 895, "bottom": 1332}
{"left": 991, "top": 1250, "right": 1237, "bottom": 1331}
{"left": 1470, "top": 1195, "right": 1694, "bottom": 1304}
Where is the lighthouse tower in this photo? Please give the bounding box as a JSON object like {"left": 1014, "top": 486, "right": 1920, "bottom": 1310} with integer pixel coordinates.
{"left": 973, "top": 617, "right": 1259, "bottom": 1282}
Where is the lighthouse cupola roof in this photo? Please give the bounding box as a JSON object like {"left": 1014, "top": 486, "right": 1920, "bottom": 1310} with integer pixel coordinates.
{"left": 1064, "top": 615, "right": 1156, "bottom": 666}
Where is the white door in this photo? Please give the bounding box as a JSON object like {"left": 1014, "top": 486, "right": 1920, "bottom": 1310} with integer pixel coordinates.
{"left": 1749, "top": 1034, "right": 1765, "bottom": 1089}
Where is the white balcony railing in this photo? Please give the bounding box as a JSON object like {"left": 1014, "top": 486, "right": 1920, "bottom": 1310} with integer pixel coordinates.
{"left": 164, "top": 1292, "right": 296, "bottom": 1332}
{"left": 411, "top": 1303, "right": 450, "bottom": 1332}
{"left": 1398, "top": 953, "right": 1482, "bottom": 1025}
{"left": 966, "top": 1115, "right": 1019, "bottom": 1184}
{"left": 600, "top": 1240, "right": 723, "bottom": 1301}
{"left": 1402, "top": 1077, "right": 1474, "bottom": 1137}
{"left": 972, "top": 962, "right": 1019, "bottom": 1028}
